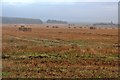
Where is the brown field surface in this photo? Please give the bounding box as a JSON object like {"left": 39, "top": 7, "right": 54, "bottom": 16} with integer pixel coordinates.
{"left": 2, "top": 24, "right": 119, "bottom": 78}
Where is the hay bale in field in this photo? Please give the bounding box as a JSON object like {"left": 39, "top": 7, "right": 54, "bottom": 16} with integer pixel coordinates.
{"left": 79, "top": 27, "right": 82, "bottom": 28}
{"left": 18, "top": 25, "right": 32, "bottom": 32}
{"left": 89, "top": 26, "right": 96, "bottom": 29}
{"left": 46, "top": 26, "right": 49, "bottom": 28}
{"left": 111, "top": 27, "right": 115, "bottom": 29}
{"left": 55, "top": 26, "right": 59, "bottom": 28}
{"left": 52, "top": 26, "right": 59, "bottom": 28}
{"left": 21, "top": 25, "right": 25, "bottom": 27}
{"left": 58, "top": 32, "right": 62, "bottom": 34}
{"left": 68, "top": 24, "right": 74, "bottom": 26}
{"left": 74, "top": 27, "right": 76, "bottom": 29}
{"left": 84, "top": 27, "right": 87, "bottom": 28}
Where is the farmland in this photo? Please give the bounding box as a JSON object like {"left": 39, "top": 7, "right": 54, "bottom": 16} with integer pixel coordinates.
{"left": 2, "top": 24, "right": 119, "bottom": 78}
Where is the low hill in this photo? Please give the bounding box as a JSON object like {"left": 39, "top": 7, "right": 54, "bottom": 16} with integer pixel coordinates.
{"left": 1, "top": 17, "right": 43, "bottom": 24}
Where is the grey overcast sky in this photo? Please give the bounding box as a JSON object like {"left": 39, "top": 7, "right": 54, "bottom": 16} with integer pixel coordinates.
{"left": 2, "top": 0, "right": 119, "bottom": 23}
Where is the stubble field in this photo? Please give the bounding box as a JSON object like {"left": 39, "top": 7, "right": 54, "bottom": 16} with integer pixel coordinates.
{"left": 2, "top": 24, "right": 119, "bottom": 78}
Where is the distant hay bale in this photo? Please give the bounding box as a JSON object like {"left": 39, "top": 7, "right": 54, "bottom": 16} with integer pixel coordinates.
{"left": 112, "top": 27, "right": 115, "bottom": 29}
{"left": 68, "top": 24, "right": 74, "bottom": 26}
{"left": 55, "top": 26, "right": 59, "bottom": 28}
{"left": 74, "top": 27, "right": 76, "bottom": 29}
{"left": 46, "top": 26, "right": 49, "bottom": 28}
{"left": 21, "top": 25, "right": 25, "bottom": 27}
{"left": 58, "top": 32, "right": 62, "bottom": 34}
{"left": 68, "top": 27, "right": 71, "bottom": 28}
{"left": 52, "top": 26, "right": 59, "bottom": 28}
{"left": 89, "top": 26, "right": 96, "bottom": 29}
{"left": 18, "top": 25, "right": 32, "bottom": 32}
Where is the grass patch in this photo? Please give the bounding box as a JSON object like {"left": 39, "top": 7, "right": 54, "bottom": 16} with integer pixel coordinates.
{"left": 2, "top": 72, "right": 11, "bottom": 76}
